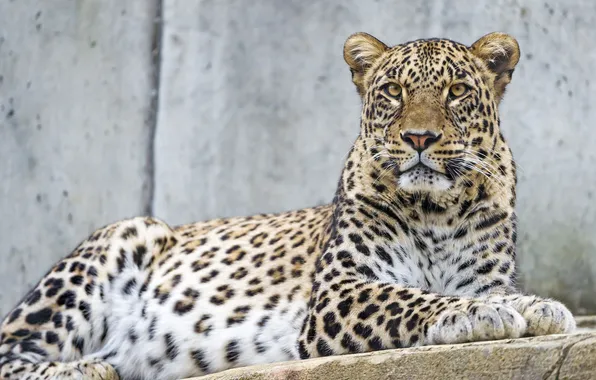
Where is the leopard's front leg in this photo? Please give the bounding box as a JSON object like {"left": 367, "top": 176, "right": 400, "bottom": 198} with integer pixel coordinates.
{"left": 298, "top": 280, "right": 528, "bottom": 358}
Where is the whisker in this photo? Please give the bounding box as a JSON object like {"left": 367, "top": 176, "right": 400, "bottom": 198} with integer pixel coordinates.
{"left": 462, "top": 151, "right": 508, "bottom": 188}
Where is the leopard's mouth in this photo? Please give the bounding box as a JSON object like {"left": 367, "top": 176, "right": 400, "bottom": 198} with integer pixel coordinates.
{"left": 401, "top": 163, "right": 448, "bottom": 178}
{"left": 402, "top": 162, "right": 433, "bottom": 173}
{"left": 400, "top": 163, "right": 446, "bottom": 177}
{"left": 397, "top": 156, "right": 466, "bottom": 181}
{"left": 396, "top": 163, "right": 454, "bottom": 192}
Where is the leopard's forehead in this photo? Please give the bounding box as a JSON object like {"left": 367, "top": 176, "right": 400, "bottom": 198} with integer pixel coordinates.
{"left": 374, "top": 38, "right": 479, "bottom": 88}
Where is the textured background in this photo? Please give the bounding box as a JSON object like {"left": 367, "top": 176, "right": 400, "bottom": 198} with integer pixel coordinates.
{"left": 1, "top": 0, "right": 595, "bottom": 317}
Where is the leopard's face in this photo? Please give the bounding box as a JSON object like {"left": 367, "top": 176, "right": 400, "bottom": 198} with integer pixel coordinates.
{"left": 363, "top": 40, "right": 494, "bottom": 192}
{"left": 344, "top": 33, "right": 520, "bottom": 194}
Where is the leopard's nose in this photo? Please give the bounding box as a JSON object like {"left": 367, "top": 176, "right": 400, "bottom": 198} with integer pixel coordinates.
{"left": 401, "top": 131, "right": 441, "bottom": 152}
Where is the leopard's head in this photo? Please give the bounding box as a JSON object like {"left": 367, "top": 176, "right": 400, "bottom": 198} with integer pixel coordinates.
{"left": 344, "top": 32, "right": 519, "bottom": 195}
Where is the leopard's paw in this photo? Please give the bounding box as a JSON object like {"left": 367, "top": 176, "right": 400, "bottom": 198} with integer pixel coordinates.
{"left": 427, "top": 302, "right": 526, "bottom": 345}
{"left": 509, "top": 296, "right": 575, "bottom": 336}
{"left": 51, "top": 359, "right": 119, "bottom": 380}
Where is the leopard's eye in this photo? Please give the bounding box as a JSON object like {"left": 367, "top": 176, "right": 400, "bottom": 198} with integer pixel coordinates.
{"left": 382, "top": 83, "right": 402, "bottom": 98}
{"left": 449, "top": 83, "right": 469, "bottom": 98}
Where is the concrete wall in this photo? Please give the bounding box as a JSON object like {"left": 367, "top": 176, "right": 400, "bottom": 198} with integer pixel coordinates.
{"left": 1, "top": 0, "right": 595, "bottom": 317}
{"left": 0, "top": 0, "right": 159, "bottom": 315}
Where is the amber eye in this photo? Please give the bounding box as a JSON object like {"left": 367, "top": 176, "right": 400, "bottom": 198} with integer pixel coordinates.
{"left": 449, "top": 83, "right": 469, "bottom": 98}
{"left": 382, "top": 83, "right": 402, "bottom": 98}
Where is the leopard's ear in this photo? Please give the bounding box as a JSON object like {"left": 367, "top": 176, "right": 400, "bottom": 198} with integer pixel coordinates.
{"left": 470, "top": 32, "right": 520, "bottom": 101}
{"left": 344, "top": 32, "right": 388, "bottom": 97}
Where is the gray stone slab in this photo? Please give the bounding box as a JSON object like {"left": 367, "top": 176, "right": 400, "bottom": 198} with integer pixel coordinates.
{"left": 155, "top": 0, "right": 596, "bottom": 313}
{"left": 188, "top": 333, "right": 596, "bottom": 380}
{"left": 0, "top": 0, "right": 157, "bottom": 316}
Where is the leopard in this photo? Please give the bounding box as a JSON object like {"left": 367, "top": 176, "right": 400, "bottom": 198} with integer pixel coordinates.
{"left": 0, "top": 31, "right": 576, "bottom": 380}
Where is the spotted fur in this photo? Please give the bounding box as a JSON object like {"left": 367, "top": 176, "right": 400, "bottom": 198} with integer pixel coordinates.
{"left": 0, "top": 32, "right": 575, "bottom": 380}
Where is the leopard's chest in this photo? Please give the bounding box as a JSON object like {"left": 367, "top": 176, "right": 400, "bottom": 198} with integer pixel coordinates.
{"left": 373, "top": 229, "right": 480, "bottom": 297}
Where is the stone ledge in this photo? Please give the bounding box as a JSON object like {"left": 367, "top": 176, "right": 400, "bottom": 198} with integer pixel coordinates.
{"left": 188, "top": 332, "right": 596, "bottom": 380}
